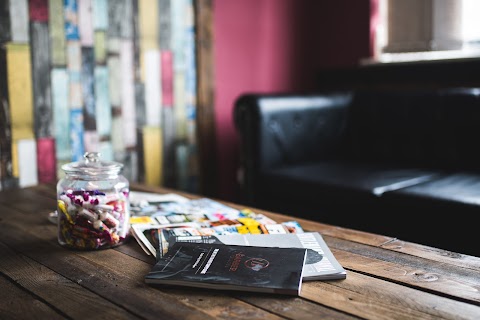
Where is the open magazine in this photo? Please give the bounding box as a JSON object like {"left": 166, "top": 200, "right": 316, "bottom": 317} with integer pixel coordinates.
{"left": 129, "top": 191, "right": 303, "bottom": 257}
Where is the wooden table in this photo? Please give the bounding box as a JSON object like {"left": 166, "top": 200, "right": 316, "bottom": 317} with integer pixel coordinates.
{"left": 1, "top": 183, "right": 479, "bottom": 320}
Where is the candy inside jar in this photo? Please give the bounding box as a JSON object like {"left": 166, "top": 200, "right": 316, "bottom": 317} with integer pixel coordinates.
{"left": 57, "top": 152, "right": 131, "bottom": 250}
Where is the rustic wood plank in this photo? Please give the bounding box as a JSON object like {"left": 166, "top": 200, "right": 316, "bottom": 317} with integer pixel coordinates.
{"left": 0, "top": 187, "right": 57, "bottom": 216}
{"left": 132, "top": 0, "right": 141, "bottom": 82}
{"left": 0, "top": 242, "right": 140, "bottom": 319}
{"left": 36, "top": 137, "right": 57, "bottom": 184}
{"left": 158, "top": 0, "right": 171, "bottom": 50}
{"left": 194, "top": 0, "right": 217, "bottom": 197}
{"left": 49, "top": 0, "right": 67, "bottom": 66}
{"left": 94, "top": 30, "right": 107, "bottom": 64}
{"left": 51, "top": 68, "right": 71, "bottom": 163}
{"left": 93, "top": 0, "right": 108, "bottom": 30}
{"left": 64, "top": 0, "right": 80, "bottom": 40}
{"left": 78, "top": 0, "right": 94, "bottom": 46}
{"left": 183, "top": 0, "right": 198, "bottom": 193}
{"left": 107, "top": 0, "right": 133, "bottom": 38}
{"left": 0, "top": 1, "right": 11, "bottom": 44}
{"left": 114, "top": 239, "right": 156, "bottom": 263}
{"left": 0, "top": 275, "right": 64, "bottom": 320}
{"left": 236, "top": 294, "right": 361, "bottom": 320}
{"left": 94, "top": 66, "right": 111, "bottom": 137}
{"left": 29, "top": 0, "right": 49, "bottom": 22}
{"left": 161, "top": 50, "right": 176, "bottom": 188}
{"left": 30, "top": 22, "right": 53, "bottom": 138}
{"left": 17, "top": 138, "right": 38, "bottom": 187}
{"left": 81, "top": 46, "right": 96, "bottom": 130}
{"left": 9, "top": 0, "right": 29, "bottom": 42}
{"left": 120, "top": 39, "right": 137, "bottom": 149}
{"left": 301, "top": 272, "right": 480, "bottom": 320}
{"left": 0, "top": 46, "right": 16, "bottom": 190}
{"left": 328, "top": 241, "right": 480, "bottom": 304}
{"left": 7, "top": 43, "right": 35, "bottom": 144}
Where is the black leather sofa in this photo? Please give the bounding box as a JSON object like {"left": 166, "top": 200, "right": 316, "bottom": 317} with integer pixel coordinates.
{"left": 234, "top": 88, "right": 480, "bottom": 257}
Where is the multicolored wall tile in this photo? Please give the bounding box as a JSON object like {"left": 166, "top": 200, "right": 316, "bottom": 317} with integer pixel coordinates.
{"left": 9, "top": 0, "right": 29, "bottom": 43}
{"left": 81, "top": 47, "right": 96, "bottom": 130}
{"left": 7, "top": 43, "right": 34, "bottom": 178}
{"left": 64, "top": 0, "right": 80, "bottom": 40}
{"left": 0, "top": 1, "right": 11, "bottom": 44}
{"left": 49, "top": 0, "right": 66, "bottom": 66}
{"left": 29, "top": 0, "right": 49, "bottom": 22}
{"left": 30, "top": 21, "right": 53, "bottom": 138}
{"left": 93, "top": 0, "right": 108, "bottom": 30}
{"left": 120, "top": 39, "right": 137, "bottom": 148}
{"left": 36, "top": 137, "right": 56, "bottom": 183}
{"left": 94, "top": 66, "right": 111, "bottom": 138}
{"left": 51, "top": 68, "right": 71, "bottom": 161}
{"left": 16, "top": 139, "right": 38, "bottom": 187}
{"left": 78, "top": 0, "right": 94, "bottom": 46}
{"left": 0, "top": 46, "right": 15, "bottom": 190}
{"left": 142, "top": 126, "right": 162, "bottom": 186}
{"left": 144, "top": 49, "right": 161, "bottom": 127}
{"left": 70, "top": 108, "right": 84, "bottom": 161}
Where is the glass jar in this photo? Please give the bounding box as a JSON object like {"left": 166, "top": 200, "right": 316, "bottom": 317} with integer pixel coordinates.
{"left": 57, "top": 152, "right": 130, "bottom": 250}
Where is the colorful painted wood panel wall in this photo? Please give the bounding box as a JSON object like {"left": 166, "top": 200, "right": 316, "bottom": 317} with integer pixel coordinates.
{"left": 0, "top": 0, "right": 198, "bottom": 193}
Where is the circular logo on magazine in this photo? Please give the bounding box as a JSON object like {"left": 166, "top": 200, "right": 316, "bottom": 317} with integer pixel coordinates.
{"left": 245, "top": 258, "right": 270, "bottom": 271}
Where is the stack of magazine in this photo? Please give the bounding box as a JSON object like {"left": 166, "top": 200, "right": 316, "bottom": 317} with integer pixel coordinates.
{"left": 129, "top": 191, "right": 346, "bottom": 296}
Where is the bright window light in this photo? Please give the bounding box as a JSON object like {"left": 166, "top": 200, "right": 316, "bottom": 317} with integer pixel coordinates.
{"left": 364, "top": 0, "right": 480, "bottom": 64}
{"left": 462, "top": 0, "right": 480, "bottom": 46}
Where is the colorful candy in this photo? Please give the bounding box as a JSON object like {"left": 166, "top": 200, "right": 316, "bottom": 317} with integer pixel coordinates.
{"left": 57, "top": 188, "right": 130, "bottom": 250}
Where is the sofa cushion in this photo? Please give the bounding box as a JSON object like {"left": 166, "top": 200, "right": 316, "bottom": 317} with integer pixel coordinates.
{"left": 254, "top": 161, "right": 438, "bottom": 216}
{"left": 383, "top": 172, "right": 480, "bottom": 207}
{"left": 252, "top": 161, "right": 441, "bottom": 232}
{"left": 378, "top": 172, "right": 480, "bottom": 256}
{"left": 262, "top": 161, "right": 439, "bottom": 196}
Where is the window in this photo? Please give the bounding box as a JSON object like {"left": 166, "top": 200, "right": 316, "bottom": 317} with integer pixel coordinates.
{"left": 364, "top": 0, "right": 480, "bottom": 64}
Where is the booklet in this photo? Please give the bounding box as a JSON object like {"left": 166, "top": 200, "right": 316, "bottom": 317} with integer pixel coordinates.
{"left": 145, "top": 242, "right": 307, "bottom": 296}
{"left": 166, "top": 232, "right": 347, "bottom": 281}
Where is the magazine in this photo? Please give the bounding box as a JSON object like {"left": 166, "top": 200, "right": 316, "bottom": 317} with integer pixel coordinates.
{"left": 145, "top": 242, "right": 307, "bottom": 296}
{"left": 128, "top": 191, "right": 305, "bottom": 258}
{"left": 166, "top": 232, "right": 347, "bottom": 281}
{"left": 132, "top": 219, "right": 305, "bottom": 258}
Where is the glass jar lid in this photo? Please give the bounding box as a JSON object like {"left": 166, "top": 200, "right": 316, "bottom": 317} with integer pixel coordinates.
{"left": 62, "top": 152, "right": 123, "bottom": 176}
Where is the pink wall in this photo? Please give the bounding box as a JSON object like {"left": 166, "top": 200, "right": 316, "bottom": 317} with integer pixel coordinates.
{"left": 213, "top": 0, "right": 371, "bottom": 202}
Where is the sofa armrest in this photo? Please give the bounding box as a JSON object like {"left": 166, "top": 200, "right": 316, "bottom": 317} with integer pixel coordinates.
{"left": 234, "top": 92, "right": 352, "bottom": 203}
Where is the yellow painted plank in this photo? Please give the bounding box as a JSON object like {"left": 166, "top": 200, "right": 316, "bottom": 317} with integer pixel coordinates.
{"left": 142, "top": 126, "right": 163, "bottom": 186}
{"left": 138, "top": 0, "right": 159, "bottom": 82}
{"left": 7, "top": 43, "right": 34, "bottom": 143}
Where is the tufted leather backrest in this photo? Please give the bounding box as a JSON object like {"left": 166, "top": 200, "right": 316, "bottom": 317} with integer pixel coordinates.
{"left": 234, "top": 93, "right": 353, "bottom": 171}
{"left": 347, "top": 88, "right": 480, "bottom": 170}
